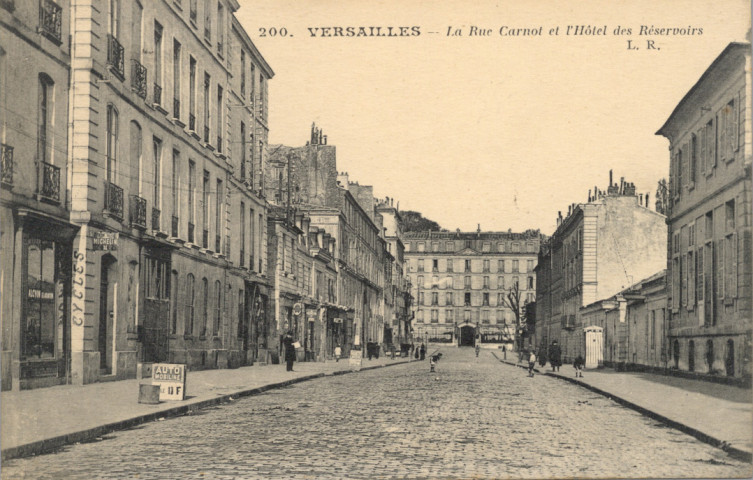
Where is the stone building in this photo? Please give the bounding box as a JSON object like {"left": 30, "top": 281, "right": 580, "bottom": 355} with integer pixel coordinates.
{"left": 404, "top": 229, "right": 542, "bottom": 347}
{"left": 580, "top": 270, "right": 667, "bottom": 370}
{"left": 656, "top": 42, "right": 752, "bottom": 381}
{"left": 265, "top": 125, "right": 395, "bottom": 355}
{"left": 0, "top": 0, "right": 273, "bottom": 390}
{"left": 535, "top": 174, "right": 667, "bottom": 362}
{"left": 1, "top": 0, "right": 76, "bottom": 390}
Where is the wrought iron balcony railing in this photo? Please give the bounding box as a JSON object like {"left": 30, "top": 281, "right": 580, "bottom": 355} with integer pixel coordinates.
{"left": 131, "top": 60, "right": 148, "bottom": 99}
{"left": 203, "top": 126, "right": 210, "bottom": 144}
{"left": 189, "top": 113, "right": 196, "bottom": 131}
{"left": 151, "top": 207, "right": 161, "bottom": 231}
{"left": 104, "top": 181, "right": 124, "bottom": 220}
{"left": 188, "top": 222, "right": 195, "bottom": 243}
{"left": 153, "top": 83, "right": 162, "bottom": 106}
{"left": 171, "top": 215, "right": 179, "bottom": 237}
{"left": 39, "top": 0, "right": 62, "bottom": 44}
{"left": 215, "top": 234, "right": 221, "bottom": 253}
{"left": 239, "top": 248, "right": 245, "bottom": 267}
{"left": 39, "top": 161, "right": 60, "bottom": 202}
{"left": 129, "top": 195, "right": 147, "bottom": 229}
{"left": 1, "top": 144, "right": 13, "bottom": 186}
{"left": 106, "top": 34, "right": 125, "bottom": 80}
{"left": 202, "top": 229, "right": 208, "bottom": 248}
{"left": 173, "top": 98, "right": 180, "bottom": 119}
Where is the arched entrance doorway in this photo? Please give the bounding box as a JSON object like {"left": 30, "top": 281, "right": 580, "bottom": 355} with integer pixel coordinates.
{"left": 459, "top": 325, "right": 475, "bottom": 346}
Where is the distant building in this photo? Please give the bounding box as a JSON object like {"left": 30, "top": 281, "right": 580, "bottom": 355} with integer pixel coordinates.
{"left": 535, "top": 174, "right": 667, "bottom": 362}
{"left": 404, "top": 230, "right": 543, "bottom": 347}
{"left": 656, "top": 42, "right": 752, "bottom": 381}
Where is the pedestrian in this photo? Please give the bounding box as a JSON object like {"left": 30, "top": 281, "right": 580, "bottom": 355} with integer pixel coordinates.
{"left": 538, "top": 346, "right": 547, "bottom": 367}
{"left": 549, "top": 340, "right": 562, "bottom": 372}
{"left": 528, "top": 350, "right": 537, "bottom": 377}
{"left": 502, "top": 344, "right": 507, "bottom": 360}
{"left": 334, "top": 344, "right": 342, "bottom": 363}
{"left": 573, "top": 354, "right": 585, "bottom": 378}
{"left": 475, "top": 344, "right": 480, "bottom": 357}
{"left": 414, "top": 346, "right": 419, "bottom": 360}
{"left": 420, "top": 343, "right": 426, "bottom": 361}
{"left": 283, "top": 332, "right": 296, "bottom": 372}
{"left": 410, "top": 343, "right": 415, "bottom": 359}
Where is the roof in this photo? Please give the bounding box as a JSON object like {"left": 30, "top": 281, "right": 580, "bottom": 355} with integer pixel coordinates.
{"left": 656, "top": 42, "right": 749, "bottom": 138}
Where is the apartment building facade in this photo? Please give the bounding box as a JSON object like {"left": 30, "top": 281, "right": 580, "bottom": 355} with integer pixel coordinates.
{"left": 405, "top": 230, "right": 542, "bottom": 347}
{"left": 656, "top": 42, "right": 752, "bottom": 381}
{"left": 1, "top": 0, "right": 76, "bottom": 390}
{"left": 535, "top": 177, "right": 667, "bottom": 362}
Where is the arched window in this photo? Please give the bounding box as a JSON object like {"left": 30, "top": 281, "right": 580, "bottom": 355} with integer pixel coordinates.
{"left": 106, "top": 105, "right": 119, "bottom": 183}
{"left": 214, "top": 280, "right": 222, "bottom": 336}
{"left": 201, "top": 277, "right": 208, "bottom": 337}
{"left": 129, "top": 121, "right": 142, "bottom": 195}
{"left": 38, "top": 73, "right": 54, "bottom": 164}
{"left": 185, "top": 273, "right": 195, "bottom": 335}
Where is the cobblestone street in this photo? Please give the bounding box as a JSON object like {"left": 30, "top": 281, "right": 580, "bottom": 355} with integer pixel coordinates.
{"left": 2, "top": 348, "right": 749, "bottom": 479}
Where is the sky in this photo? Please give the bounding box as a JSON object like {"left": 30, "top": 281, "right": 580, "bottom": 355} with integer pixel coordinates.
{"left": 235, "top": 0, "right": 750, "bottom": 235}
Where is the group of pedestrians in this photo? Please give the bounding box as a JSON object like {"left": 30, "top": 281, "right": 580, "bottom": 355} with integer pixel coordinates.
{"left": 524, "top": 340, "right": 585, "bottom": 378}
{"left": 409, "top": 343, "right": 426, "bottom": 360}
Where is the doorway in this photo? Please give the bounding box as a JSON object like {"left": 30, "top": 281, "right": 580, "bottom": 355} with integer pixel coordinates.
{"left": 99, "top": 255, "right": 116, "bottom": 374}
{"left": 459, "top": 325, "right": 475, "bottom": 346}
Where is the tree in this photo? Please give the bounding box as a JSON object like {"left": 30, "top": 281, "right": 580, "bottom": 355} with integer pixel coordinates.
{"left": 500, "top": 281, "right": 524, "bottom": 351}
{"left": 655, "top": 178, "right": 669, "bottom": 215}
{"left": 399, "top": 210, "right": 444, "bottom": 232}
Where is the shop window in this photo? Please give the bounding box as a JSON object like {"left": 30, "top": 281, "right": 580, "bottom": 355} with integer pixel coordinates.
{"left": 22, "top": 237, "right": 58, "bottom": 359}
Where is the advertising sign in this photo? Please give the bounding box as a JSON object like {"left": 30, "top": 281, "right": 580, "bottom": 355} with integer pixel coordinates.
{"left": 152, "top": 363, "right": 186, "bottom": 401}
{"left": 92, "top": 232, "right": 119, "bottom": 251}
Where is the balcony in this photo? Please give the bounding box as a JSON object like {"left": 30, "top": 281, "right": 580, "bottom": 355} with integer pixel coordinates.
{"left": 153, "top": 83, "right": 162, "bottom": 107}
{"left": 106, "top": 34, "right": 125, "bottom": 80}
{"left": 173, "top": 98, "right": 180, "bottom": 120}
{"left": 38, "top": 162, "right": 60, "bottom": 203}
{"left": 215, "top": 234, "right": 221, "bottom": 253}
{"left": 129, "top": 195, "right": 147, "bottom": 229}
{"left": 561, "top": 315, "right": 576, "bottom": 330}
{"left": 151, "top": 207, "right": 161, "bottom": 231}
{"left": 131, "top": 60, "right": 148, "bottom": 99}
{"left": 1, "top": 144, "right": 13, "bottom": 186}
{"left": 240, "top": 248, "right": 245, "bottom": 267}
{"left": 104, "top": 181, "right": 124, "bottom": 220}
{"left": 189, "top": 113, "right": 196, "bottom": 131}
{"left": 187, "top": 222, "right": 195, "bottom": 243}
{"left": 38, "top": 0, "right": 62, "bottom": 44}
{"left": 202, "top": 229, "right": 208, "bottom": 249}
{"left": 203, "top": 126, "right": 210, "bottom": 144}
{"left": 171, "top": 215, "right": 179, "bottom": 237}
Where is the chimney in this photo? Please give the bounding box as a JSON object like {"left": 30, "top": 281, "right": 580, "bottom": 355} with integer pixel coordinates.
{"left": 323, "top": 135, "right": 327, "bottom": 145}
{"left": 477, "top": 223, "right": 481, "bottom": 233}
{"left": 588, "top": 189, "right": 591, "bottom": 202}
{"left": 609, "top": 169, "right": 613, "bottom": 188}
{"left": 646, "top": 192, "right": 650, "bottom": 208}
{"left": 639, "top": 193, "right": 643, "bottom": 205}
{"left": 337, "top": 171, "right": 350, "bottom": 190}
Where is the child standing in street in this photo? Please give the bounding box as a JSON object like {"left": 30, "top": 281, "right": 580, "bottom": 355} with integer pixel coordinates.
{"left": 528, "top": 350, "right": 537, "bottom": 377}
{"left": 573, "top": 354, "right": 585, "bottom": 377}
{"left": 334, "top": 345, "right": 342, "bottom": 363}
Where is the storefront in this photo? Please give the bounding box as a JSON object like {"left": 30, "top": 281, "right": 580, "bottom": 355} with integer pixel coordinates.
{"left": 6, "top": 211, "right": 78, "bottom": 390}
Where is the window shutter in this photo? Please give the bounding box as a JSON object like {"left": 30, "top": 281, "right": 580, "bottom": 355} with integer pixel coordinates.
{"left": 731, "top": 232, "right": 738, "bottom": 298}
{"left": 738, "top": 90, "right": 745, "bottom": 152}
{"left": 719, "top": 108, "right": 728, "bottom": 162}
{"left": 718, "top": 239, "right": 725, "bottom": 299}
{"left": 711, "top": 117, "right": 717, "bottom": 168}
{"left": 688, "top": 251, "right": 695, "bottom": 310}
{"left": 698, "top": 127, "right": 706, "bottom": 175}
{"left": 728, "top": 101, "right": 736, "bottom": 157}
{"left": 672, "top": 258, "right": 679, "bottom": 310}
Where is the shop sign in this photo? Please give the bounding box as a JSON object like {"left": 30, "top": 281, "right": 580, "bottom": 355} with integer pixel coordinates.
{"left": 333, "top": 318, "right": 343, "bottom": 324}
{"left": 93, "top": 232, "right": 119, "bottom": 251}
{"left": 292, "top": 303, "right": 303, "bottom": 316}
{"left": 152, "top": 363, "right": 186, "bottom": 401}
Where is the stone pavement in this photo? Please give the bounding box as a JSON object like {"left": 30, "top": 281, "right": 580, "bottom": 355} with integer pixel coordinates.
{"left": 1, "top": 355, "right": 411, "bottom": 460}
{"left": 492, "top": 352, "right": 753, "bottom": 461}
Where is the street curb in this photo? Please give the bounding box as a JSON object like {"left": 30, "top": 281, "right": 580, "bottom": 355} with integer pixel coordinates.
{"left": 546, "top": 372, "right": 753, "bottom": 463}
{"left": 1, "top": 360, "right": 411, "bottom": 461}
{"left": 490, "top": 352, "right": 751, "bottom": 462}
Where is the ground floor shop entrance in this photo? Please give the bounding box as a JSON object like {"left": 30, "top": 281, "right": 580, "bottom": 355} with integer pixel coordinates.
{"left": 459, "top": 325, "right": 476, "bottom": 346}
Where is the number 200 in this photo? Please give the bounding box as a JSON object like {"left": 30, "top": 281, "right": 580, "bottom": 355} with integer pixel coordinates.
{"left": 259, "top": 27, "right": 288, "bottom": 37}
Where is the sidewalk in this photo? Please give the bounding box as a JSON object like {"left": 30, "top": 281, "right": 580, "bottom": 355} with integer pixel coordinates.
{"left": 1, "top": 355, "right": 412, "bottom": 460}
{"left": 492, "top": 353, "right": 753, "bottom": 462}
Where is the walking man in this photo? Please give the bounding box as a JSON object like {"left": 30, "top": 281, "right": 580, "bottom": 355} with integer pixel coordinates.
{"left": 528, "top": 350, "right": 537, "bottom": 377}
{"left": 549, "top": 340, "right": 562, "bottom": 372}
{"left": 283, "top": 331, "right": 296, "bottom": 372}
